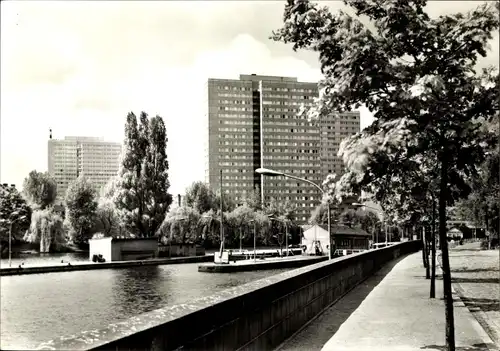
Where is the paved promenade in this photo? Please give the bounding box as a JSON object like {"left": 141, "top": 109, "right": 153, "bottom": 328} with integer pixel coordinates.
{"left": 277, "top": 251, "right": 497, "bottom": 351}
{"left": 448, "top": 243, "right": 500, "bottom": 348}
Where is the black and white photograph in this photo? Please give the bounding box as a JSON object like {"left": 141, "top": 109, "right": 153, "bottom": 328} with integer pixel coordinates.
{"left": 1, "top": 1, "right": 499, "bottom": 350}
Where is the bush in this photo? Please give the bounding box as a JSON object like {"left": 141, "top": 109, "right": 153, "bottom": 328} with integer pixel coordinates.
{"left": 481, "top": 237, "right": 499, "bottom": 250}
{"left": 480, "top": 239, "right": 490, "bottom": 250}
{"left": 491, "top": 238, "right": 499, "bottom": 249}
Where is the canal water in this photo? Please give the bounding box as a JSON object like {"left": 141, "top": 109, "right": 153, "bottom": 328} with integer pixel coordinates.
{"left": 0, "top": 255, "right": 288, "bottom": 350}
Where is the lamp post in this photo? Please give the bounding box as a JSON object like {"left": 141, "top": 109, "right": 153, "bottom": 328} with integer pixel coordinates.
{"left": 385, "top": 223, "right": 402, "bottom": 243}
{"left": 9, "top": 214, "right": 26, "bottom": 268}
{"left": 219, "top": 169, "right": 224, "bottom": 258}
{"left": 256, "top": 167, "right": 334, "bottom": 260}
{"left": 249, "top": 219, "right": 257, "bottom": 262}
{"left": 372, "top": 221, "right": 384, "bottom": 247}
{"left": 352, "top": 203, "right": 388, "bottom": 244}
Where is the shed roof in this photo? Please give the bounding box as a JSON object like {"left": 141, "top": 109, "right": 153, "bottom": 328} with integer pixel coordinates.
{"left": 90, "top": 236, "right": 158, "bottom": 242}
{"left": 112, "top": 237, "right": 158, "bottom": 242}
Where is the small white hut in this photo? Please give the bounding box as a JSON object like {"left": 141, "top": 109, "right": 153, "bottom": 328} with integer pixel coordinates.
{"left": 301, "top": 224, "right": 329, "bottom": 255}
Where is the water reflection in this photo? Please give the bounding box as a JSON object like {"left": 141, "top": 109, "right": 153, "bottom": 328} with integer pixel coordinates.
{"left": 109, "top": 266, "right": 167, "bottom": 316}
{"left": 1, "top": 263, "right": 288, "bottom": 350}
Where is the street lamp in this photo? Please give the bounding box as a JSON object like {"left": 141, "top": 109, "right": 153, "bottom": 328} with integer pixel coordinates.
{"left": 352, "top": 203, "right": 388, "bottom": 244}
{"left": 372, "top": 221, "right": 384, "bottom": 246}
{"left": 9, "top": 214, "right": 27, "bottom": 268}
{"left": 248, "top": 219, "right": 257, "bottom": 262}
{"left": 256, "top": 167, "right": 334, "bottom": 260}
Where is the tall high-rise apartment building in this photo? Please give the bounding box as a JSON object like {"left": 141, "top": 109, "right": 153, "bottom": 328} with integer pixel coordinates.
{"left": 205, "top": 74, "right": 360, "bottom": 223}
{"left": 48, "top": 136, "right": 122, "bottom": 203}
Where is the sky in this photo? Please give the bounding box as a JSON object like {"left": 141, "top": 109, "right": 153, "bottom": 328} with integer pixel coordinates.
{"left": 1, "top": 1, "right": 498, "bottom": 196}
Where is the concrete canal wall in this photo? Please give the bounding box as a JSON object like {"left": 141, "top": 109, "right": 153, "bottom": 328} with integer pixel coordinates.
{"left": 198, "top": 255, "right": 327, "bottom": 273}
{"left": 0, "top": 255, "right": 213, "bottom": 276}
{"left": 38, "top": 241, "right": 421, "bottom": 350}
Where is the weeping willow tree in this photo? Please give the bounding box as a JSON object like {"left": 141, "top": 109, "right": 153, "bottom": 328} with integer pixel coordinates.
{"left": 157, "top": 206, "right": 202, "bottom": 245}
{"left": 24, "top": 208, "right": 66, "bottom": 253}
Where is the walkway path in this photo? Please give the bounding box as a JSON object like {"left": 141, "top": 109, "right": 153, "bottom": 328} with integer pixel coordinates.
{"left": 277, "top": 251, "right": 496, "bottom": 351}
{"left": 448, "top": 242, "right": 500, "bottom": 348}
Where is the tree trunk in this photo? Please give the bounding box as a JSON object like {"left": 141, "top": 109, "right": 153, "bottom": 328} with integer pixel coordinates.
{"left": 485, "top": 214, "right": 491, "bottom": 250}
{"left": 430, "top": 197, "right": 437, "bottom": 298}
{"left": 425, "top": 226, "right": 430, "bottom": 279}
{"left": 422, "top": 227, "right": 428, "bottom": 269}
{"left": 439, "top": 154, "right": 455, "bottom": 351}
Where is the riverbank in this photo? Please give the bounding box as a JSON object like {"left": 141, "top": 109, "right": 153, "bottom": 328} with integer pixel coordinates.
{"left": 0, "top": 242, "right": 88, "bottom": 259}
{"left": 0, "top": 255, "right": 214, "bottom": 276}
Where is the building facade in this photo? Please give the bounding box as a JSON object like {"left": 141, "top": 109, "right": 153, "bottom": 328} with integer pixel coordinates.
{"left": 48, "top": 136, "right": 122, "bottom": 203}
{"left": 205, "top": 74, "right": 360, "bottom": 223}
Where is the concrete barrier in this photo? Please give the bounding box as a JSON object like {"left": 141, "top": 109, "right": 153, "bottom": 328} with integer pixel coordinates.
{"left": 0, "top": 255, "right": 214, "bottom": 276}
{"left": 199, "top": 255, "right": 327, "bottom": 273}
{"left": 37, "top": 241, "right": 421, "bottom": 351}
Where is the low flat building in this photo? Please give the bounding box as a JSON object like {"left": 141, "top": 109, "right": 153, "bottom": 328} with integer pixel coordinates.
{"left": 89, "top": 237, "right": 158, "bottom": 262}
{"left": 158, "top": 243, "right": 205, "bottom": 258}
{"left": 333, "top": 225, "right": 371, "bottom": 255}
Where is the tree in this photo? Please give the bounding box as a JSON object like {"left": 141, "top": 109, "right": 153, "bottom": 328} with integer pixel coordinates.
{"left": 94, "top": 198, "right": 122, "bottom": 237}
{"left": 184, "top": 181, "right": 217, "bottom": 214}
{"left": 339, "top": 209, "right": 359, "bottom": 228}
{"left": 92, "top": 177, "right": 123, "bottom": 237}
{"left": 455, "top": 140, "right": 500, "bottom": 240}
{"left": 22, "top": 171, "right": 57, "bottom": 209}
{"left": 226, "top": 205, "right": 256, "bottom": 248}
{"left": 264, "top": 198, "right": 297, "bottom": 222}
{"left": 197, "top": 208, "right": 223, "bottom": 247}
{"left": 64, "top": 176, "right": 98, "bottom": 245}
{"left": 142, "top": 115, "right": 174, "bottom": 236}
{"left": 356, "top": 210, "right": 380, "bottom": 235}
{"left": 214, "top": 190, "right": 236, "bottom": 213}
{"left": 101, "top": 176, "right": 120, "bottom": 200}
{"left": 272, "top": 2, "right": 499, "bottom": 350}
{"left": 0, "top": 185, "right": 31, "bottom": 249}
{"left": 309, "top": 203, "right": 330, "bottom": 225}
{"left": 240, "top": 188, "right": 263, "bottom": 211}
{"left": 113, "top": 112, "right": 173, "bottom": 237}
{"left": 24, "top": 208, "right": 66, "bottom": 253}
{"left": 158, "top": 206, "right": 202, "bottom": 245}
{"left": 252, "top": 210, "right": 273, "bottom": 246}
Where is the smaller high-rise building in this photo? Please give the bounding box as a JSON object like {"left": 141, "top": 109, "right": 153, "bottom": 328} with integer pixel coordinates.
{"left": 48, "top": 135, "right": 122, "bottom": 203}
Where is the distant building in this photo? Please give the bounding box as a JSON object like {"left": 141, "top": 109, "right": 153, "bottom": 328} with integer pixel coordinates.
{"left": 48, "top": 136, "right": 122, "bottom": 204}
{"left": 205, "top": 74, "right": 360, "bottom": 224}
{"left": 89, "top": 237, "right": 158, "bottom": 262}
{"left": 301, "top": 224, "right": 371, "bottom": 256}
{"left": 447, "top": 228, "right": 464, "bottom": 239}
